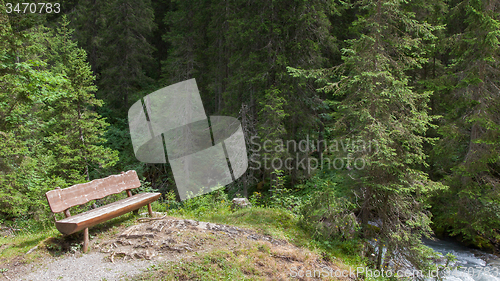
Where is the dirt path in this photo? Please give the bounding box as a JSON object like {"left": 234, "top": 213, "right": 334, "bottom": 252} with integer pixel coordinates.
{"left": 19, "top": 252, "right": 155, "bottom": 281}
{"left": 2, "top": 216, "right": 350, "bottom": 281}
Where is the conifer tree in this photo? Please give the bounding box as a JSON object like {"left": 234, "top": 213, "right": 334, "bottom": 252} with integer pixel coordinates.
{"left": 69, "top": 0, "right": 107, "bottom": 74}
{"left": 0, "top": 4, "right": 69, "bottom": 217}
{"left": 98, "top": 0, "right": 156, "bottom": 111}
{"left": 33, "top": 17, "right": 118, "bottom": 182}
{"left": 161, "top": 0, "right": 208, "bottom": 86}
{"left": 431, "top": 0, "right": 500, "bottom": 248}
{"left": 291, "top": 0, "right": 443, "bottom": 270}
{"left": 163, "top": 0, "right": 334, "bottom": 188}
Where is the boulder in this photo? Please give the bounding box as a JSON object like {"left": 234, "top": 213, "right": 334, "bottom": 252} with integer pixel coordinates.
{"left": 232, "top": 198, "right": 251, "bottom": 209}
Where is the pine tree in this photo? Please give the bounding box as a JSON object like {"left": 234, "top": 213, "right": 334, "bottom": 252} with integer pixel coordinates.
{"left": 69, "top": 0, "right": 107, "bottom": 74}
{"left": 0, "top": 3, "right": 69, "bottom": 217}
{"left": 98, "top": 0, "right": 156, "bottom": 112}
{"left": 32, "top": 17, "right": 118, "bottom": 182}
{"left": 163, "top": 0, "right": 334, "bottom": 189}
{"left": 431, "top": 0, "right": 500, "bottom": 248}
{"left": 291, "top": 0, "right": 443, "bottom": 270}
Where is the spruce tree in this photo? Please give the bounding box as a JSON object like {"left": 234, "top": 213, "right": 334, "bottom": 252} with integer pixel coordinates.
{"left": 98, "top": 0, "right": 156, "bottom": 112}
{"left": 163, "top": 0, "right": 334, "bottom": 189}
{"left": 162, "top": 0, "right": 207, "bottom": 85}
{"left": 291, "top": 0, "right": 443, "bottom": 270}
{"left": 32, "top": 17, "right": 118, "bottom": 182}
{"left": 69, "top": 0, "right": 107, "bottom": 74}
{"left": 0, "top": 4, "right": 68, "bottom": 217}
{"left": 431, "top": 0, "right": 500, "bottom": 248}
{"left": 221, "top": 0, "right": 334, "bottom": 184}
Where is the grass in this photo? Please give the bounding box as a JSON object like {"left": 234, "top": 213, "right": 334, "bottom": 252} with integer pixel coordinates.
{"left": 160, "top": 194, "right": 367, "bottom": 268}
{"left": 139, "top": 245, "right": 271, "bottom": 281}
{"left": 145, "top": 249, "right": 256, "bottom": 280}
{"left": 0, "top": 227, "right": 58, "bottom": 261}
{"left": 159, "top": 190, "right": 308, "bottom": 243}
{"left": 0, "top": 205, "right": 150, "bottom": 263}
{"left": 172, "top": 206, "right": 308, "bottom": 244}
{"left": 0, "top": 192, "right": 379, "bottom": 280}
{"left": 153, "top": 197, "right": 374, "bottom": 279}
{"left": 136, "top": 239, "right": 345, "bottom": 281}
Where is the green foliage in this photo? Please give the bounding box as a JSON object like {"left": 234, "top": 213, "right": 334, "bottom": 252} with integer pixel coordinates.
{"left": 173, "top": 188, "right": 232, "bottom": 219}
{"left": 247, "top": 170, "right": 316, "bottom": 215}
{"left": 300, "top": 187, "right": 359, "bottom": 242}
{"left": 434, "top": 253, "right": 459, "bottom": 281}
{"left": 98, "top": 0, "right": 156, "bottom": 111}
{"left": 1, "top": 0, "right": 500, "bottom": 271}
{"left": 69, "top": 0, "right": 164, "bottom": 186}
{"left": 70, "top": 0, "right": 156, "bottom": 113}
{"left": 429, "top": 0, "right": 500, "bottom": 249}
{"left": 133, "top": 178, "right": 157, "bottom": 194}
{"left": 290, "top": 0, "right": 446, "bottom": 271}
{"left": 0, "top": 9, "right": 64, "bottom": 218}
{"left": 298, "top": 172, "right": 365, "bottom": 258}
{"left": 0, "top": 13, "right": 117, "bottom": 221}
{"left": 257, "top": 90, "right": 288, "bottom": 169}
{"left": 161, "top": 0, "right": 336, "bottom": 190}
{"left": 31, "top": 17, "right": 119, "bottom": 182}
{"left": 161, "top": 0, "right": 207, "bottom": 84}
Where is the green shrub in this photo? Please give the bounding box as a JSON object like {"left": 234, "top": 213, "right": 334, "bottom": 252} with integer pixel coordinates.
{"left": 168, "top": 187, "right": 232, "bottom": 219}
{"left": 300, "top": 189, "right": 359, "bottom": 241}
{"left": 297, "top": 172, "right": 360, "bottom": 241}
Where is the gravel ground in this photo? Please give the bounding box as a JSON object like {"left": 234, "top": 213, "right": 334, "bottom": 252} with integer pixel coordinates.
{"left": 3, "top": 217, "right": 286, "bottom": 281}
{"left": 19, "top": 252, "right": 156, "bottom": 281}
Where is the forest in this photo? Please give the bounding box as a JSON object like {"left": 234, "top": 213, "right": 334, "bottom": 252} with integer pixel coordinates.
{"left": 1, "top": 0, "right": 500, "bottom": 276}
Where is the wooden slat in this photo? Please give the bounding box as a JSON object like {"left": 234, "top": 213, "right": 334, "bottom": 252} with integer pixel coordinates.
{"left": 45, "top": 170, "right": 141, "bottom": 213}
{"left": 55, "top": 192, "right": 161, "bottom": 235}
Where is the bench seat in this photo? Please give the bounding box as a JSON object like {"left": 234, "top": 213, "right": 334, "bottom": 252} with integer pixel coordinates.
{"left": 46, "top": 170, "right": 162, "bottom": 252}
{"left": 56, "top": 192, "right": 161, "bottom": 235}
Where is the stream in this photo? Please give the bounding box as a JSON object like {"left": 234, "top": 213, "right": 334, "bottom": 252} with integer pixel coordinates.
{"left": 424, "top": 238, "right": 500, "bottom": 281}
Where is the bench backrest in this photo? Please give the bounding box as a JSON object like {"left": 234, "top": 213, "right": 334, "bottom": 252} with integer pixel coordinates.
{"left": 45, "top": 170, "right": 141, "bottom": 213}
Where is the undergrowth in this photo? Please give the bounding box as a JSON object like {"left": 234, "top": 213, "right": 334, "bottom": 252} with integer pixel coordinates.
{"left": 0, "top": 170, "right": 393, "bottom": 280}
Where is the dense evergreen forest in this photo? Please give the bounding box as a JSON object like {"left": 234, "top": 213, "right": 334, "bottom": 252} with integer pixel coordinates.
{"left": 1, "top": 0, "right": 499, "bottom": 273}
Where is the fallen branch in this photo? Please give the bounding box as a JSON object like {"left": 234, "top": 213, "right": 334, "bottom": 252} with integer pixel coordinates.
{"left": 26, "top": 245, "right": 38, "bottom": 255}
{"left": 0, "top": 227, "right": 21, "bottom": 232}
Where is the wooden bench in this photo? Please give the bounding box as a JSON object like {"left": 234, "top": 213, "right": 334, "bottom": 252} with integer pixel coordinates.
{"left": 45, "top": 170, "right": 161, "bottom": 252}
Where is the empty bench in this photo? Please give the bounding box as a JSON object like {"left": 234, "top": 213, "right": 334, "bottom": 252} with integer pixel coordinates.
{"left": 45, "top": 170, "right": 161, "bottom": 252}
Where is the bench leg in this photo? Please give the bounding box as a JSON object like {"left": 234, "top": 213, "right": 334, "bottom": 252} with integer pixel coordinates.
{"left": 83, "top": 228, "right": 89, "bottom": 253}
{"left": 147, "top": 203, "right": 153, "bottom": 217}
